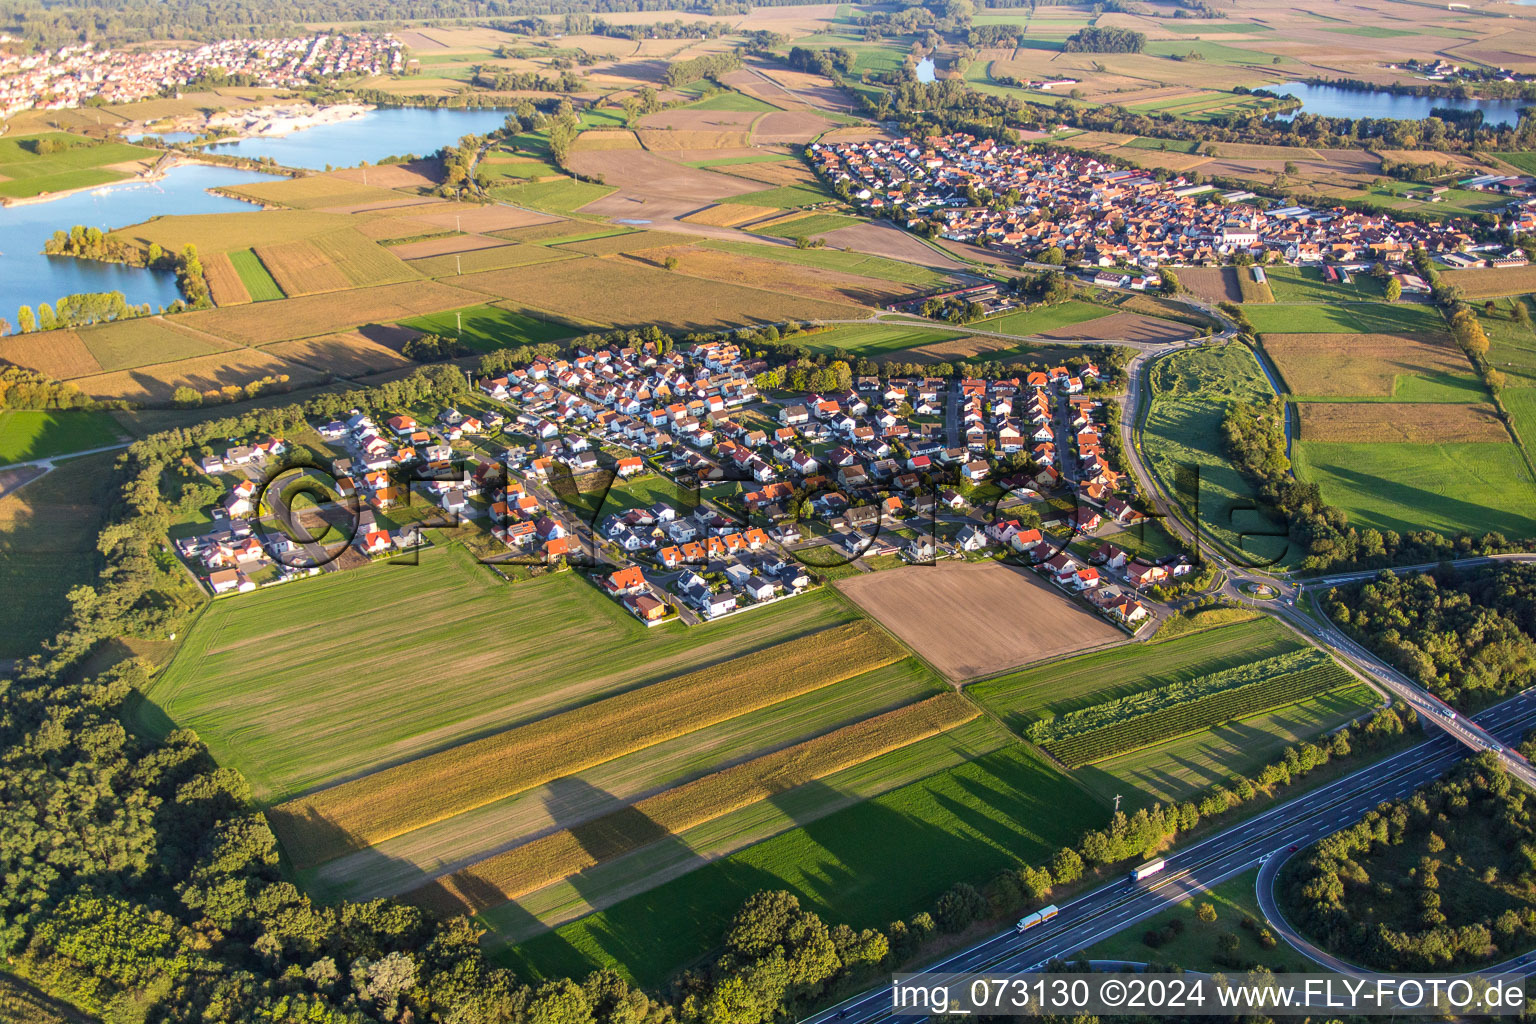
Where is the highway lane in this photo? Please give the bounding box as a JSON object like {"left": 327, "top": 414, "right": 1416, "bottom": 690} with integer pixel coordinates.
{"left": 805, "top": 691, "right": 1536, "bottom": 1023}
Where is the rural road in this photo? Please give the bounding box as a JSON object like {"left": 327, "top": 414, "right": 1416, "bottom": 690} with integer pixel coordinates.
{"left": 806, "top": 689, "right": 1536, "bottom": 1024}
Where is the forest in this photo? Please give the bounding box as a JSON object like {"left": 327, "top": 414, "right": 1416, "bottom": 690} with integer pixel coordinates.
{"left": 1281, "top": 754, "right": 1536, "bottom": 971}
{"left": 1322, "top": 563, "right": 1536, "bottom": 708}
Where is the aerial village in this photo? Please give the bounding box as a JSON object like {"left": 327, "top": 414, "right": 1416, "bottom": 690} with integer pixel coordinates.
{"left": 812, "top": 133, "right": 1536, "bottom": 276}
{"left": 173, "top": 336, "right": 1189, "bottom": 633}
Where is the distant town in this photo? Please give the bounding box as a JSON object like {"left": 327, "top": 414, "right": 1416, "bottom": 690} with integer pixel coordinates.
{"left": 0, "top": 33, "right": 401, "bottom": 118}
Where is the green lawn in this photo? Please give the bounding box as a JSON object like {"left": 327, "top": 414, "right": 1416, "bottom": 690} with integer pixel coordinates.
{"left": 142, "top": 547, "right": 860, "bottom": 801}
{"left": 0, "top": 409, "right": 127, "bottom": 463}
{"left": 488, "top": 178, "right": 617, "bottom": 215}
{"left": 1141, "top": 343, "right": 1291, "bottom": 564}
{"left": 700, "top": 239, "right": 951, "bottom": 287}
{"left": 969, "top": 617, "right": 1302, "bottom": 734}
{"left": 718, "top": 183, "right": 837, "bottom": 208}
{"left": 976, "top": 300, "right": 1113, "bottom": 337}
{"left": 1123, "top": 136, "right": 1200, "bottom": 154}
{"left": 502, "top": 744, "right": 1100, "bottom": 987}
{"left": 1263, "top": 266, "right": 1388, "bottom": 304}
{"left": 688, "top": 91, "right": 776, "bottom": 112}
{"left": 1245, "top": 302, "right": 1445, "bottom": 335}
{"left": 228, "top": 248, "right": 285, "bottom": 301}
{"left": 751, "top": 213, "right": 861, "bottom": 238}
{"left": 398, "top": 302, "right": 576, "bottom": 353}
{"left": 1292, "top": 440, "right": 1536, "bottom": 540}
{"left": 793, "top": 322, "right": 963, "bottom": 356}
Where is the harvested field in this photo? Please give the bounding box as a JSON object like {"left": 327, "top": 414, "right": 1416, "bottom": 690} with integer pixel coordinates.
{"left": 414, "top": 204, "right": 560, "bottom": 233}
{"left": 0, "top": 330, "right": 102, "bottom": 379}
{"left": 837, "top": 561, "right": 1126, "bottom": 681}
{"left": 818, "top": 221, "right": 971, "bottom": 270}
{"left": 328, "top": 159, "right": 442, "bottom": 189}
{"left": 638, "top": 129, "right": 753, "bottom": 151}
{"left": 313, "top": 196, "right": 441, "bottom": 215}
{"left": 203, "top": 251, "right": 252, "bottom": 305}
{"left": 1262, "top": 332, "right": 1481, "bottom": 400}
{"left": 309, "top": 229, "right": 420, "bottom": 288}
{"left": 563, "top": 150, "right": 756, "bottom": 201}
{"left": 637, "top": 246, "right": 912, "bottom": 306}
{"left": 451, "top": 256, "right": 869, "bottom": 329}
{"left": 570, "top": 130, "right": 641, "bottom": 151}
{"left": 637, "top": 109, "right": 760, "bottom": 130}
{"left": 352, "top": 215, "right": 445, "bottom": 242}
{"left": 262, "top": 327, "right": 418, "bottom": 378}
{"left": 1030, "top": 311, "right": 1194, "bottom": 343}
{"left": 220, "top": 175, "right": 406, "bottom": 210}
{"left": 71, "top": 347, "right": 323, "bottom": 403}
{"left": 408, "top": 244, "right": 581, "bottom": 279}
{"left": 713, "top": 159, "right": 818, "bottom": 187}
{"left": 408, "top": 692, "right": 978, "bottom": 914}
{"left": 1441, "top": 265, "right": 1536, "bottom": 299}
{"left": 175, "top": 280, "right": 481, "bottom": 345}
{"left": 252, "top": 239, "right": 352, "bottom": 296}
{"left": 388, "top": 233, "right": 510, "bottom": 259}
{"left": 752, "top": 110, "right": 836, "bottom": 144}
{"left": 682, "top": 203, "right": 780, "bottom": 227}
{"left": 1237, "top": 268, "right": 1275, "bottom": 303}
{"left": 749, "top": 209, "right": 813, "bottom": 231}
{"left": 111, "top": 209, "right": 350, "bottom": 255}
{"left": 1296, "top": 402, "right": 1508, "bottom": 443}
{"left": 554, "top": 230, "right": 696, "bottom": 256}
{"left": 1177, "top": 266, "right": 1243, "bottom": 303}
{"left": 270, "top": 621, "right": 905, "bottom": 868}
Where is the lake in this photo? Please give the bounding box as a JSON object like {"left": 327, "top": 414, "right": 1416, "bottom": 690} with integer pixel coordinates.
{"left": 1272, "top": 81, "right": 1529, "bottom": 128}
{"left": 916, "top": 57, "right": 936, "bottom": 84}
{"left": 0, "top": 163, "right": 281, "bottom": 328}
{"left": 201, "top": 106, "right": 515, "bottom": 169}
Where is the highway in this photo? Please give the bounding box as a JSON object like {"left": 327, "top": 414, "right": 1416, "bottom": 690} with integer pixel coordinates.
{"left": 807, "top": 691, "right": 1536, "bottom": 1023}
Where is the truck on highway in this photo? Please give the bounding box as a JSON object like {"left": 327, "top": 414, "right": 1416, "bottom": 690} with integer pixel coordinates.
{"left": 1017, "top": 905, "right": 1059, "bottom": 932}
{"left": 1429, "top": 697, "right": 1458, "bottom": 722}
{"left": 1132, "top": 858, "right": 1166, "bottom": 882}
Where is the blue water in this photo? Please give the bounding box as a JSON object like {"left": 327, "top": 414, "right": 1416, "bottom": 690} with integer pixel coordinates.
{"left": 915, "top": 57, "right": 936, "bottom": 84}
{"left": 0, "top": 163, "right": 282, "bottom": 328}
{"left": 1272, "top": 81, "right": 1528, "bottom": 128}
{"left": 202, "top": 106, "right": 515, "bottom": 169}
{"left": 124, "top": 131, "right": 198, "bottom": 144}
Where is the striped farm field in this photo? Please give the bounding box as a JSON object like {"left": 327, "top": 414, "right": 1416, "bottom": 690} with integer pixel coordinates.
{"left": 969, "top": 616, "right": 1304, "bottom": 733}
{"left": 0, "top": 329, "right": 102, "bottom": 379}
{"left": 228, "top": 248, "right": 285, "bottom": 301}
{"left": 552, "top": 230, "right": 696, "bottom": 256}
{"left": 682, "top": 203, "right": 779, "bottom": 227}
{"left": 310, "top": 228, "right": 421, "bottom": 288}
{"left": 203, "top": 251, "right": 252, "bottom": 305}
{"left": 219, "top": 175, "right": 409, "bottom": 210}
{"left": 407, "top": 243, "right": 581, "bottom": 278}
{"left": 270, "top": 618, "right": 906, "bottom": 869}
{"left": 76, "top": 316, "right": 235, "bottom": 373}
{"left": 173, "top": 280, "right": 482, "bottom": 344}
{"left": 407, "top": 692, "right": 979, "bottom": 914}
{"left": 143, "top": 544, "right": 859, "bottom": 802}
{"left": 252, "top": 240, "right": 351, "bottom": 296}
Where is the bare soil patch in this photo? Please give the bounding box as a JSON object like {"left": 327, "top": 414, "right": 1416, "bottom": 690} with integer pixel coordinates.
{"left": 1032, "top": 311, "right": 1194, "bottom": 343}
{"left": 837, "top": 561, "right": 1125, "bottom": 682}
{"left": 638, "top": 109, "right": 760, "bottom": 130}
{"left": 752, "top": 110, "right": 837, "bottom": 144}
{"left": 817, "top": 221, "right": 970, "bottom": 270}
{"left": 570, "top": 130, "right": 641, "bottom": 152}
{"left": 1176, "top": 267, "right": 1243, "bottom": 303}
{"left": 715, "top": 160, "right": 818, "bottom": 188}
{"left": 564, "top": 149, "right": 758, "bottom": 201}
{"left": 629, "top": 246, "right": 913, "bottom": 306}
{"left": 329, "top": 160, "right": 442, "bottom": 189}
{"left": 1296, "top": 401, "right": 1508, "bottom": 443}
{"left": 415, "top": 204, "right": 558, "bottom": 233}
{"left": 638, "top": 128, "right": 754, "bottom": 151}
{"left": 0, "top": 331, "right": 102, "bottom": 379}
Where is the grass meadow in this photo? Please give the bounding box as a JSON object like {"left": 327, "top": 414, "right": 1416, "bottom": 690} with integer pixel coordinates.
{"left": 228, "top": 249, "right": 287, "bottom": 301}
{"left": 502, "top": 744, "right": 1099, "bottom": 987}
{"left": 1292, "top": 440, "right": 1536, "bottom": 539}
{"left": 143, "top": 545, "right": 859, "bottom": 801}
{"left": 0, "top": 409, "right": 126, "bottom": 463}
{"left": 1245, "top": 302, "right": 1445, "bottom": 335}
{"left": 398, "top": 302, "right": 576, "bottom": 352}
{"left": 793, "top": 322, "right": 964, "bottom": 356}
{"left": 976, "top": 300, "right": 1113, "bottom": 336}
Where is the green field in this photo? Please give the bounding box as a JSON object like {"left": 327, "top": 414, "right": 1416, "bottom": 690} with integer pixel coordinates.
{"left": 1496, "top": 152, "right": 1536, "bottom": 175}
{"left": 719, "top": 183, "right": 837, "bottom": 208}
{"left": 792, "top": 322, "right": 963, "bottom": 356}
{"left": 700, "top": 239, "right": 951, "bottom": 287}
{"left": 1501, "top": 387, "right": 1536, "bottom": 462}
{"left": 1481, "top": 302, "right": 1536, "bottom": 385}
{"left": 1245, "top": 302, "right": 1444, "bottom": 335}
{"left": 503, "top": 744, "right": 1100, "bottom": 987}
{"left": 142, "top": 546, "right": 860, "bottom": 800}
{"left": 1292, "top": 440, "right": 1536, "bottom": 540}
{"left": 228, "top": 248, "right": 285, "bottom": 301}
{"left": 1141, "top": 344, "right": 1291, "bottom": 564}
{"left": 970, "top": 617, "right": 1304, "bottom": 735}
{"left": 0, "top": 452, "right": 117, "bottom": 658}
{"left": 687, "top": 91, "right": 776, "bottom": 112}
{"left": 751, "top": 213, "right": 861, "bottom": 238}
{"left": 685, "top": 153, "right": 794, "bottom": 169}
{"left": 976, "top": 300, "right": 1113, "bottom": 337}
{"left": 1263, "top": 266, "right": 1389, "bottom": 304}
{"left": 0, "top": 134, "right": 158, "bottom": 199}
{"left": 0, "top": 409, "right": 126, "bottom": 463}
{"left": 398, "top": 302, "right": 576, "bottom": 352}
{"left": 488, "top": 177, "right": 616, "bottom": 214}
{"left": 1079, "top": 868, "right": 1286, "bottom": 968}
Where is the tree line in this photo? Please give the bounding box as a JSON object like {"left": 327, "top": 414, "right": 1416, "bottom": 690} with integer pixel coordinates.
{"left": 1063, "top": 26, "right": 1144, "bottom": 53}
